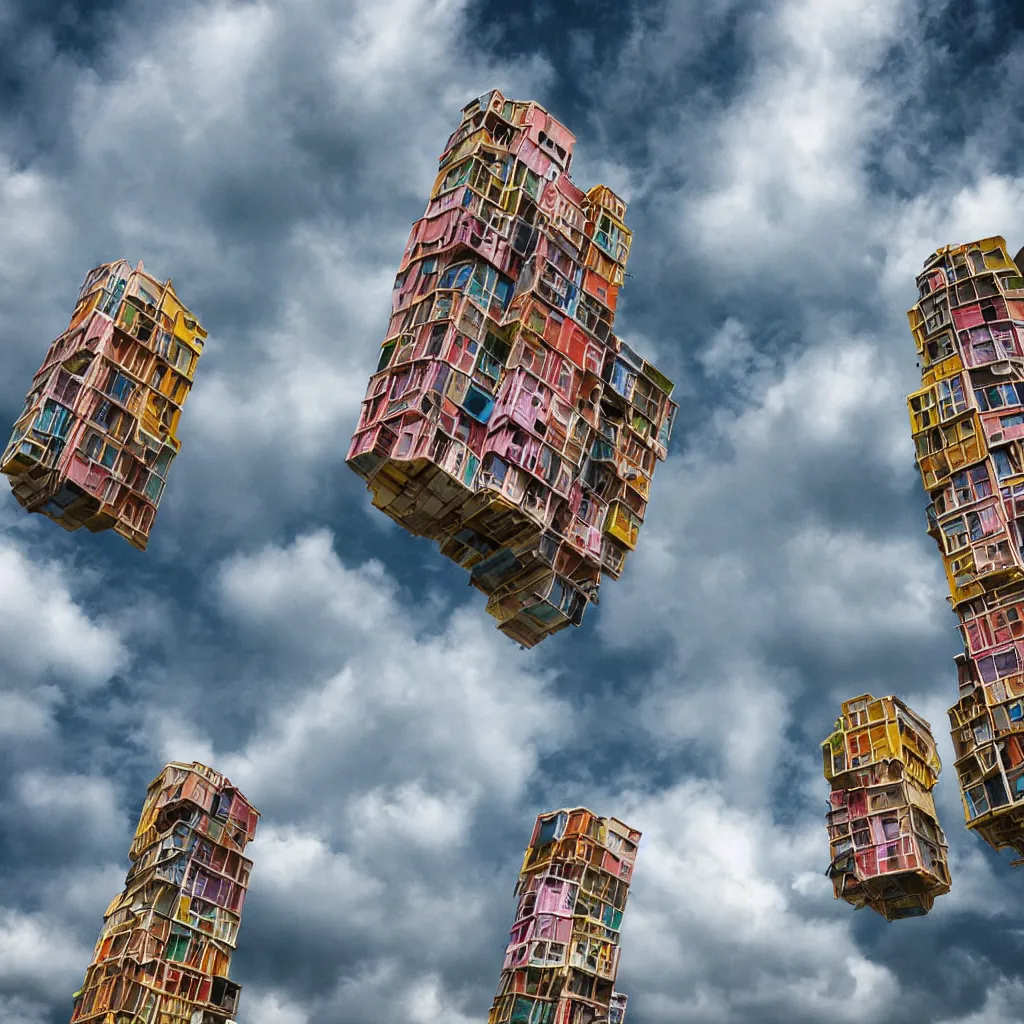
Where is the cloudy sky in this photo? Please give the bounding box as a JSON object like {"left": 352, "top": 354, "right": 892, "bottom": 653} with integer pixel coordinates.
{"left": 5, "top": 0, "right": 1024, "bottom": 1021}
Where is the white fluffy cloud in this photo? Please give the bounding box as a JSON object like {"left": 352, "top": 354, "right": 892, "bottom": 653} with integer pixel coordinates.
{"left": 0, "top": 534, "right": 126, "bottom": 686}
{"left": 0, "top": 909, "right": 91, "bottom": 996}
{"left": 685, "top": 0, "right": 912, "bottom": 291}
{"left": 604, "top": 331, "right": 946, "bottom": 666}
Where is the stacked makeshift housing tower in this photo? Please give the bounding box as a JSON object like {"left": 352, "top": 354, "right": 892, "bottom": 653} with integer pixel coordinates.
{"left": 346, "top": 90, "right": 677, "bottom": 647}
{"left": 907, "top": 237, "right": 1024, "bottom": 860}
{"left": 70, "top": 762, "right": 259, "bottom": 1024}
{"left": 488, "top": 808, "right": 639, "bottom": 1024}
{"left": 821, "top": 694, "right": 951, "bottom": 920}
{"left": 1, "top": 259, "right": 206, "bottom": 550}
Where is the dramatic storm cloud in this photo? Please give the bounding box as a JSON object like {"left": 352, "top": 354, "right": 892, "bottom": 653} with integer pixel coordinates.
{"left": 3, "top": 1, "right": 1024, "bottom": 1022}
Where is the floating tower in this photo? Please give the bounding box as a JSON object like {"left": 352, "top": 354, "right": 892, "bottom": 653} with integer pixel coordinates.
{"left": 2, "top": 260, "right": 206, "bottom": 550}
{"left": 346, "top": 90, "right": 677, "bottom": 647}
{"left": 70, "top": 762, "right": 259, "bottom": 1023}
{"left": 908, "top": 237, "right": 1024, "bottom": 858}
{"left": 488, "top": 808, "right": 639, "bottom": 1023}
{"left": 822, "top": 694, "right": 950, "bottom": 920}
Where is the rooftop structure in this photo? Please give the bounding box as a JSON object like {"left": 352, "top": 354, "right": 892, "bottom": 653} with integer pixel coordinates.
{"left": 822, "top": 694, "right": 950, "bottom": 920}
{"left": 346, "top": 90, "right": 677, "bottom": 647}
{"left": 2, "top": 260, "right": 206, "bottom": 550}
{"left": 908, "top": 237, "right": 1024, "bottom": 858}
{"left": 70, "top": 761, "right": 259, "bottom": 1024}
{"left": 488, "top": 807, "right": 640, "bottom": 1024}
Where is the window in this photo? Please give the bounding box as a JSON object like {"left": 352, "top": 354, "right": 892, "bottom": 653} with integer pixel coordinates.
{"left": 476, "top": 331, "right": 510, "bottom": 382}
{"left": 394, "top": 334, "right": 415, "bottom": 364}
{"left": 966, "top": 506, "right": 1001, "bottom": 540}
{"left": 981, "top": 299, "right": 1001, "bottom": 322}
{"left": 977, "top": 275, "right": 999, "bottom": 297}
{"left": 425, "top": 323, "right": 447, "bottom": 358}
{"left": 441, "top": 159, "right": 472, "bottom": 193}
{"left": 993, "top": 446, "right": 1021, "bottom": 480}
{"left": 992, "top": 606, "right": 1024, "bottom": 645}
{"left": 481, "top": 454, "right": 509, "bottom": 485}
{"left": 978, "top": 647, "right": 1021, "bottom": 682}
{"left": 513, "top": 161, "right": 540, "bottom": 199}
{"left": 63, "top": 351, "right": 93, "bottom": 376}
{"left": 982, "top": 539, "right": 1013, "bottom": 569}
{"left": 924, "top": 331, "right": 955, "bottom": 366}
{"left": 976, "top": 382, "right": 1024, "bottom": 411}
{"left": 462, "top": 385, "right": 493, "bottom": 423}
{"left": 376, "top": 341, "right": 396, "bottom": 372}
{"left": 415, "top": 262, "right": 437, "bottom": 295}
{"left": 391, "top": 370, "right": 412, "bottom": 398}
{"left": 848, "top": 732, "right": 870, "bottom": 758}
{"left": 951, "top": 466, "right": 992, "bottom": 506}
{"left": 468, "top": 262, "right": 494, "bottom": 299}
{"left": 439, "top": 262, "right": 473, "bottom": 290}
{"left": 955, "top": 280, "right": 977, "bottom": 305}
{"left": 34, "top": 400, "right": 72, "bottom": 438}
{"left": 476, "top": 349, "right": 503, "bottom": 382}
{"left": 432, "top": 294, "right": 454, "bottom": 320}
{"left": 938, "top": 377, "right": 968, "bottom": 419}
{"left": 172, "top": 344, "right": 193, "bottom": 374}
{"left": 610, "top": 361, "right": 635, "bottom": 400}
{"left": 494, "top": 276, "right": 513, "bottom": 310}
{"left": 165, "top": 932, "right": 190, "bottom": 962}
{"left": 965, "top": 514, "right": 985, "bottom": 543}
{"left": 395, "top": 430, "right": 415, "bottom": 458}
{"left": 98, "top": 277, "right": 126, "bottom": 316}
{"left": 595, "top": 214, "right": 622, "bottom": 257}
{"left": 106, "top": 370, "right": 135, "bottom": 404}
{"left": 535, "top": 813, "right": 566, "bottom": 847}
{"left": 963, "top": 327, "right": 997, "bottom": 364}
{"left": 463, "top": 262, "right": 513, "bottom": 313}
{"left": 967, "top": 784, "right": 989, "bottom": 816}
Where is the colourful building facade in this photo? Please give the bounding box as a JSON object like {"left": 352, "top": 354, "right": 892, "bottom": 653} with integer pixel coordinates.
{"left": 70, "top": 762, "right": 259, "bottom": 1024}
{"left": 908, "top": 237, "right": 1024, "bottom": 858}
{"left": 2, "top": 260, "right": 206, "bottom": 550}
{"left": 822, "top": 694, "right": 950, "bottom": 920}
{"left": 346, "top": 90, "right": 677, "bottom": 647}
{"left": 488, "top": 808, "right": 640, "bottom": 1024}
